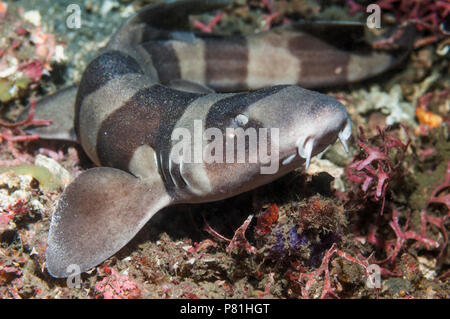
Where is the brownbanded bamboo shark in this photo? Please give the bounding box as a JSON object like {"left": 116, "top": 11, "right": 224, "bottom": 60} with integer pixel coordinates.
{"left": 22, "top": 0, "right": 414, "bottom": 277}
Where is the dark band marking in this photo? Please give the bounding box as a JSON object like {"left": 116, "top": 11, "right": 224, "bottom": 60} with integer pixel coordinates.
{"left": 205, "top": 85, "right": 288, "bottom": 130}
{"left": 96, "top": 86, "right": 161, "bottom": 172}
{"left": 142, "top": 41, "right": 181, "bottom": 84}
{"left": 75, "top": 51, "right": 144, "bottom": 136}
{"left": 288, "top": 35, "right": 350, "bottom": 87}
{"left": 204, "top": 36, "right": 249, "bottom": 91}
{"left": 204, "top": 86, "right": 286, "bottom": 167}
{"left": 97, "top": 84, "right": 202, "bottom": 192}
{"left": 289, "top": 33, "right": 340, "bottom": 52}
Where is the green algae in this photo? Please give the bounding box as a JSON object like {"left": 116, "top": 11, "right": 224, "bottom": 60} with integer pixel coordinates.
{"left": 0, "top": 164, "right": 61, "bottom": 191}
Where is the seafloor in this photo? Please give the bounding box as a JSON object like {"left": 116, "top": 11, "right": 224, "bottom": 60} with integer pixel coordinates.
{"left": 0, "top": 0, "right": 448, "bottom": 298}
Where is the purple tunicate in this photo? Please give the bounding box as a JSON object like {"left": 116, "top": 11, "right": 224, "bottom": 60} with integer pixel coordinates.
{"left": 269, "top": 226, "right": 308, "bottom": 257}
{"left": 267, "top": 224, "right": 340, "bottom": 266}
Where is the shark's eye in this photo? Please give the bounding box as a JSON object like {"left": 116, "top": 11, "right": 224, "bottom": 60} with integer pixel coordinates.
{"left": 234, "top": 114, "right": 249, "bottom": 127}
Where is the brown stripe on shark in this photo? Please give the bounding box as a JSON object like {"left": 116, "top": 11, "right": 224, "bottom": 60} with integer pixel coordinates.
{"left": 78, "top": 73, "right": 154, "bottom": 165}
{"left": 96, "top": 84, "right": 202, "bottom": 176}
{"left": 142, "top": 41, "right": 182, "bottom": 84}
{"left": 205, "top": 85, "right": 288, "bottom": 131}
{"left": 204, "top": 36, "right": 249, "bottom": 91}
{"left": 96, "top": 87, "right": 162, "bottom": 172}
{"left": 288, "top": 34, "right": 350, "bottom": 88}
{"left": 75, "top": 51, "right": 145, "bottom": 136}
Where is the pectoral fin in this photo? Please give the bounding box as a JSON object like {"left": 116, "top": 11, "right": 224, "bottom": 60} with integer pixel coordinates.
{"left": 46, "top": 167, "right": 171, "bottom": 278}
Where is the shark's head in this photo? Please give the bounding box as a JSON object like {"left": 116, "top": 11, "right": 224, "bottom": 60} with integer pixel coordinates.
{"left": 249, "top": 85, "right": 352, "bottom": 171}
{"left": 177, "top": 85, "right": 352, "bottom": 202}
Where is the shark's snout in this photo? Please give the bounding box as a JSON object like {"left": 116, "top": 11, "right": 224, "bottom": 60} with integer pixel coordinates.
{"left": 296, "top": 115, "right": 352, "bottom": 169}
{"left": 279, "top": 95, "right": 352, "bottom": 170}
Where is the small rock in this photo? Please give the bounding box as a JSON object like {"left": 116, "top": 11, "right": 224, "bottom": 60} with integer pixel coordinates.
{"left": 417, "top": 256, "right": 437, "bottom": 280}
{"left": 34, "top": 154, "right": 72, "bottom": 188}
{"left": 307, "top": 158, "right": 345, "bottom": 192}
{"left": 23, "top": 10, "right": 41, "bottom": 26}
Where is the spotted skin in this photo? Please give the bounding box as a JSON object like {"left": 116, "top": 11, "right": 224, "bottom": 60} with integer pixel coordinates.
{"left": 30, "top": 0, "right": 413, "bottom": 277}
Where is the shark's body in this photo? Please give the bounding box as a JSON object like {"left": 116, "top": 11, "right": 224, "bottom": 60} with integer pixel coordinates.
{"left": 25, "top": 0, "right": 413, "bottom": 277}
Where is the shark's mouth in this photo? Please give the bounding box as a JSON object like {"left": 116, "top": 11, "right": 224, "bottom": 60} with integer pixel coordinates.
{"left": 282, "top": 118, "right": 352, "bottom": 169}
